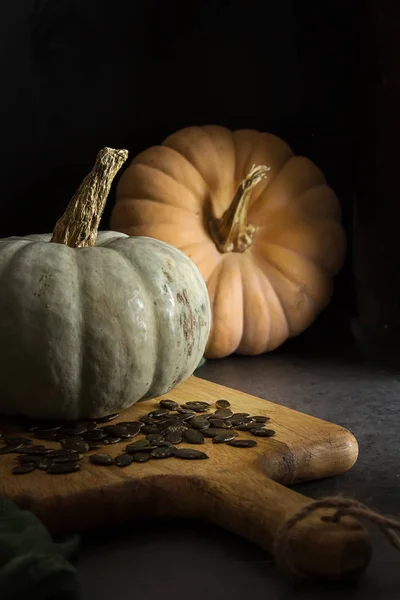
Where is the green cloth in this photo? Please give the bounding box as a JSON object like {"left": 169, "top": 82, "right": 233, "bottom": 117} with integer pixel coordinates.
{"left": 0, "top": 499, "right": 82, "bottom": 600}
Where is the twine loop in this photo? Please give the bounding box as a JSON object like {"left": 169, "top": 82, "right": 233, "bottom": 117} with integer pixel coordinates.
{"left": 273, "top": 496, "right": 400, "bottom": 579}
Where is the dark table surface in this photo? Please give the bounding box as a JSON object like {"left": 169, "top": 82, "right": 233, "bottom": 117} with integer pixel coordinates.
{"left": 76, "top": 350, "right": 400, "bottom": 599}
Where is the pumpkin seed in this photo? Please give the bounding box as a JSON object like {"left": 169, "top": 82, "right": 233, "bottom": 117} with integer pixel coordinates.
{"left": 159, "top": 400, "right": 179, "bottom": 410}
{"left": 177, "top": 408, "right": 196, "bottom": 415}
{"left": 17, "top": 454, "right": 39, "bottom": 464}
{"left": 180, "top": 403, "right": 208, "bottom": 413}
{"left": 12, "top": 464, "right": 36, "bottom": 474}
{"left": 152, "top": 419, "right": 169, "bottom": 428}
{"left": 59, "top": 423, "right": 88, "bottom": 436}
{"left": 47, "top": 449, "right": 79, "bottom": 458}
{"left": 213, "top": 408, "right": 233, "bottom": 419}
{"left": 183, "top": 429, "right": 205, "bottom": 444}
{"left": 172, "top": 448, "right": 209, "bottom": 460}
{"left": 58, "top": 434, "right": 85, "bottom": 442}
{"left": 131, "top": 452, "right": 151, "bottom": 462}
{"left": 78, "top": 420, "right": 98, "bottom": 431}
{"left": 142, "top": 424, "right": 160, "bottom": 435}
{"left": 227, "top": 439, "right": 257, "bottom": 448}
{"left": 188, "top": 417, "right": 210, "bottom": 430}
{"left": 87, "top": 442, "right": 102, "bottom": 450}
{"left": 0, "top": 443, "right": 23, "bottom": 454}
{"left": 37, "top": 458, "right": 52, "bottom": 471}
{"left": 33, "top": 431, "right": 61, "bottom": 440}
{"left": 118, "top": 420, "right": 144, "bottom": 430}
{"left": 52, "top": 453, "right": 83, "bottom": 463}
{"left": 89, "top": 453, "right": 114, "bottom": 466}
{"left": 125, "top": 422, "right": 142, "bottom": 436}
{"left": 140, "top": 415, "right": 156, "bottom": 424}
{"left": 102, "top": 436, "right": 122, "bottom": 445}
{"left": 252, "top": 416, "right": 270, "bottom": 423}
{"left": 48, "top": 462, "right": 81, "bottom": 474}
{"left": 203, "top": 427, "right": 232, "bottom": 438}
{"left": 235, "top": 423, "right": 263, "bottom": 431}
{"left": 150, "top": 447, "right": 174, "bottom": 459}
{"left": 251, "top": 428, "right": 276, "bottom": 437}
{"left": 175, "top": 413, "right": 195, "bottom": 422}
{"left": 153, "top": 440, "right": 172, "bottom": 447}
{"left": 215, "top": 399, "right": 231, "bottom": 409}
{"left": 212, "top": 432, "right": 238, "bottom": 444}
{"left": 209, "top": 418, "right": 232, "bottom": 429}
{"left": 29, "top": 423, "right": 61, "bottom": 432}
{"left": 61, "top": 439, "right": 90, "bottom": 453}
{"left": 102, "top": 424, "right": 139, "bottom": 439}
{"left": 148, "top": 409, "right": 170, "bottom": 419}
{"left": 28, "top": 448, "right": 56, "bottom": 456}
{"left": 228, "top": 414, "right": 249, "bottom": 426}
{"left": 96, "top": 413, "right": 119, "bottom": 423}
{"left": 18, "top": 443, "right": 47, "bottom": 450}
{"left": 165, "top": 430, "right": 183, "bottom": 445}
{"left": 185, "top": 401, "right": 210, "bottom": 408}
{"left": 3, "top": 437, "right": 32, "bottom": 445}
{"left": 101, "top": 425, "right": 129, "bottom": 437}
{"left": 83, "top": 429, "right": 108, "bottom": 441}
{"left": 162, "top": 421, "right": 188, "bottom": 433}
{"left": 243, "top": 417, "right": 256, "bottom": 424}
{"left": 16, "top": 444, "right": 50, "bottom": 455}
{"left": 126, "top": 439, "right": 151, "bottom": 452}
{"left": 115, "top": 454, "right": 134, "bottom": 467}
{"left": 161, "top": 413, "right": 180, "bottom": 420}
{"left": 146, "top": 433, "right": 167, "bottom": 444}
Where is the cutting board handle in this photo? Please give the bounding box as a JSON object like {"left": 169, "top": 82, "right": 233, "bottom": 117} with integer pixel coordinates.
{"left": 192, "top": 468, "right": 372, "bottom": 581}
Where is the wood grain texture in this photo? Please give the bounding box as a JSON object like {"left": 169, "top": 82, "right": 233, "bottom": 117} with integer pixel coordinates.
{"left": 0, "top": 375, "right": 370, "bottom": 581}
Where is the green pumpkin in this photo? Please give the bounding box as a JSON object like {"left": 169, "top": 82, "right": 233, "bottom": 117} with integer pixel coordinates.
{"left": 0, "top": 149, "right": 211, "bottom": 421}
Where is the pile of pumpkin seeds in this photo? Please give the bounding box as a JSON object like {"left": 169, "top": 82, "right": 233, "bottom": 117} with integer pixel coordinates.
{"left": 0, "top": 398, "right": 276, "bottom": 475}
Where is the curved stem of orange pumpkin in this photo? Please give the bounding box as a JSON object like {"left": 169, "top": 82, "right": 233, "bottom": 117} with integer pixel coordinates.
{"left": 209, "top": 164, "right": 270, "bottom": 253}
{"left": 50, "top": 147, "right": 128, "bottom": 248}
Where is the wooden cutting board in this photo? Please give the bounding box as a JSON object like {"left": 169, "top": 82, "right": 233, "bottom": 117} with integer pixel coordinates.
{"left": 0, "top": 375, "right": 371, "bottom": 581}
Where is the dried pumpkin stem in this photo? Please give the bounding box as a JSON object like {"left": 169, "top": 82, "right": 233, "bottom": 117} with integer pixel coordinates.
{"left": 50, "top": 147, "right": 128, "bottom": 248}
{"left": 209, "top": 164, "right": 270, "bottom": 253}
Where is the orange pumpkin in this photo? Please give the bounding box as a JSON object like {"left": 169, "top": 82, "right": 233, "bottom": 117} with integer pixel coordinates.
{"left": 111, "top": 125, "right": 346, "bottom": 359}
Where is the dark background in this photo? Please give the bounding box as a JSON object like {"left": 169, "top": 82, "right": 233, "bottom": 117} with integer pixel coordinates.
{"left": 1, "top": 5, "right": 400, "bottom": 596}
{"left": 0, "top": 0, "right": 392, "bottom": 354}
